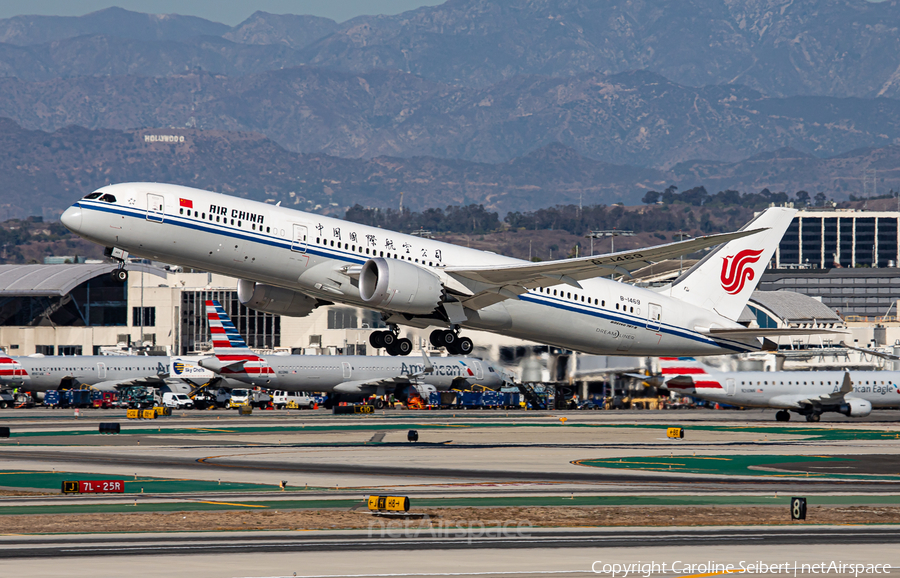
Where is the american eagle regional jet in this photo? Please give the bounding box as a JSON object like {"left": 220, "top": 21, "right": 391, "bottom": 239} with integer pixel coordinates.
{"left": 61, "top": 184, "right": 826, "bottom": 357}
{"left": 660, "top": 357, "right": 900, "bottom": 422}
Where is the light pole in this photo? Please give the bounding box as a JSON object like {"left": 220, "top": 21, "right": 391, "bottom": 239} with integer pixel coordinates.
{"left": 584, "top": 230, "right": 635, "bottom": 255}
{"left": 674, "top": 231, "right": 692, "bottom": 275}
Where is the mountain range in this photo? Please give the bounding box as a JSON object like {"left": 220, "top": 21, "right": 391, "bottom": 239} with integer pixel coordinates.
{"left": 2, "top": 1, "right": 900, "bottom": 213}
{"left": 3, "top": 117, "right": 898, "bottom": 221}
{"left": 3, "top": 2, "right": 900, "bottom": 99}
{"left": 2, "top": 68, "right": 900, "bottom": 168}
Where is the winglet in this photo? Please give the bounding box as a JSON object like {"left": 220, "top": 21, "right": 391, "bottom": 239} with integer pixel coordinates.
{"left": 840, "top": 371, "right": 853, "bottom": 395}
{"left": 421, "top": 350, "right": 434, "bottom": 374}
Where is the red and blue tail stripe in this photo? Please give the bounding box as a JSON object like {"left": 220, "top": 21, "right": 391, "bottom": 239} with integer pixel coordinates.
{"left": 0, "top": 356, "right": 27, "bottom": 380}
{"left": 205, "top": 300, "right": 274, "bottom": 377}
{"left": 206, "top": 300, "right": 249, "bottom": 350}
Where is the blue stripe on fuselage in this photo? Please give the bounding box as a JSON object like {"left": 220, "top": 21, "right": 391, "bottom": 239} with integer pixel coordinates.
{"left": 78, "top": 201, "right": 756, "bottom": 354}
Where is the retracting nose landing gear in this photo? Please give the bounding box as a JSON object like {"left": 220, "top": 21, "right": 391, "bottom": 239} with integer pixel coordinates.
{"left": 104, "top": 247, "right": 129, "bottom": 282}
{"left": 429, "top": 327, "right": 473, "bottom": 356}
{"left": 369, "top": 325, "right": 412, "bottom": 356}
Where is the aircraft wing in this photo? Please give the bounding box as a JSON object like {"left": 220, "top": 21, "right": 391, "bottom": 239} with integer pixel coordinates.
{"left": 332, "top": 377, "right": 412, "bottom": 394}
{"left": 443, "top": 228, "right": 762, "bottom": 309}
{"left": 801, "top": 371, "right": 854, "bottom": 405}
{"left": 332, "top": 352, "right": 434, "bottom": 394}
{"left": 88, "top": 376, "right": 167, "bottom": 391}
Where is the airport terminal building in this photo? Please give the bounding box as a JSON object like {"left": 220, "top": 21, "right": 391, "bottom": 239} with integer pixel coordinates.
{"left": 0, "top": 263, "right": 534, "bottom": 360}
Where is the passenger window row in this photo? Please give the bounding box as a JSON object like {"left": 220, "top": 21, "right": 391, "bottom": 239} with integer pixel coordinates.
{"left": 536, "top": 286, "right": 606, "bottom": 308}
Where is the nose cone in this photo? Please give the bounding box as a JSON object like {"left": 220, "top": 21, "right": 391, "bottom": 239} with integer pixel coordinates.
{"left": 60, "top": 205, "right": 83, "bottom": 232}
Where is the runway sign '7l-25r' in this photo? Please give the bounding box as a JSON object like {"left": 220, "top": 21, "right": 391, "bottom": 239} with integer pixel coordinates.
{"left": 61, "top": 480, "right": 124, "bottom": 494}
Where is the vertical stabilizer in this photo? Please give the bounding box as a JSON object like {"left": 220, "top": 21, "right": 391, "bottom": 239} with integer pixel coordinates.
{"left": 669, "top": 207, "right": 796, "bottom": 321}
{"left": 204, "top": 300, "right": 272, "bottom": 381}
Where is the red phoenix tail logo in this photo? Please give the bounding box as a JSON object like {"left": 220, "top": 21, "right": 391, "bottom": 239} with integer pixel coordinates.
{"left": 720, "top": 249, "right": 764, "bottom": 294}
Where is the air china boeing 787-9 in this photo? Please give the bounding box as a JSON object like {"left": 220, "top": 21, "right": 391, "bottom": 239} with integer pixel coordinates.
{"left": 60, "top": 183, "right": 824, "bottom": 357}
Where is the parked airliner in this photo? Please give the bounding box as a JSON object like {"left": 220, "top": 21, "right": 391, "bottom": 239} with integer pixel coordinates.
{"left": 0, "top": 353, "right": 227, "bottom": 393}
{"left": 60, "top": 183, "right": 827, "bottom": 357}
{"left": 198, "top": 300, "right": 505, "bottom": 406}
{"left": 660, "top": 357, "right": 900, "bottom": 421}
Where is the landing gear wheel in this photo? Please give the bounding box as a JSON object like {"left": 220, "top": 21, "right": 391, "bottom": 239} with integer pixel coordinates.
{"left": 395, "top": 338, "right": 412, "bottom": 356}
{"left": 456, "top": 337, "right": 474, "bottom": 355}
{"left": 806, "top": 413, "right": 821, "bottom": 422}
{"left": 369, "top": 331, "right": 385, "bottom": 349}
{"left": 429, "top": 330, "right": 445, "bottom": 348}
{"left": 775, "top": 410, "right": 791, "bottom": 422}
{"left": 440, "top": 330, "right": 457, "bottom": 348}
{"left": 381, "top": 332, "right": 397, "bottom": 348}
{"left": 387, "top": 338, "right": 412, "bottom": 356}
{"left": 113, "top": 269, "right": 128, "bottom": 282}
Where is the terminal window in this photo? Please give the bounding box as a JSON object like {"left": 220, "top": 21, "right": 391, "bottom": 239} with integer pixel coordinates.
{"left": 58, "top": 346, "right": 82, "bottom": 356}
{"left": 35, "top": 345, "right": 54, "bottom": 355}
{"left": 328, "top": 308, "right": 358, "bottom": 330}
{"left": 180, "top": 291, "right": 280, "bottom": 354}
{"left": 132, "top": 307, "right": 156, "bottom": 327}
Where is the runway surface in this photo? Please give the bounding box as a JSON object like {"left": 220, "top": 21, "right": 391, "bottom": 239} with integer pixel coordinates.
{"left": 3, "top": 408, "right": 900, "bottom": 577}
{"left": 9, "top": 447, "right": 900, "bottom": 493}
{"left": 3, "top": 526, "right": 900, "bottom": 559}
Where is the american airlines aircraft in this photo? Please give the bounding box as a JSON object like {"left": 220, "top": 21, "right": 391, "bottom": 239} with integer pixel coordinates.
{"left": 60, "top": 183, "right": 823, "bottom": 357}
{"left": 660, "top": 357, "right": 900, "bottom": 422}
{"left": 197, "top": 300, "right": 504, "bottom": 407}
{"left": 0, "top": 353, "right": 222, "bottom": 393}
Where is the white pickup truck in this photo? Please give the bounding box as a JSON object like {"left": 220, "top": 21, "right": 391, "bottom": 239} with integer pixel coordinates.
{"left": 271, "top": 390, "right": 314, "bottom": 409}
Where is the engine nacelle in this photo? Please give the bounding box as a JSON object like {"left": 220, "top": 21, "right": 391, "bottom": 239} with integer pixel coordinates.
{"left": 237, "top": 280, "right": 318, "bottom": 317}
{"left": 359, "top": 258, "right": 442, "bottom": 315}
{"left": 839, "top": 398, "right": 873, "bottom": 417}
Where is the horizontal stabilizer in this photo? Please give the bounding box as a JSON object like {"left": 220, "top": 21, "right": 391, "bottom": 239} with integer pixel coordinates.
{"left": 703, "top": 327, "right": 847, "bottom": 338}
{"left": 841, "top": 342, "right": 900, "bottom": 361}
{"left": 198, "top": 357, "right": 246, "bottom": 374}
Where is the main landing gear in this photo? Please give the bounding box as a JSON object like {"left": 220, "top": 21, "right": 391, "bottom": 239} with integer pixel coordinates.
{"left": 369, "top": 326, "right": 413, "bottom": 356}
{"left": 429, "top": 327, "right": 473, "bottom": 356}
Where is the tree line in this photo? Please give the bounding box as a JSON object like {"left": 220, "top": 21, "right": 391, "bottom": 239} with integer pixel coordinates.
{"left": 344, "top": 185, "right": 831, "bottom": 236}
{"left": 640, "top": 185, "right": 827, "bottom": 208}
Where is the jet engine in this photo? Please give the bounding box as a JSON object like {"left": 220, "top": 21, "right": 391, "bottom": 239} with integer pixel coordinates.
{"left": 838, "top": 398, "right": 873, "bottom": 417}
{"left": 359, "top": 258, "right": 442, "bottom": 315}
{"left": 237, "top": 280, "right": 318, "bottom": 317}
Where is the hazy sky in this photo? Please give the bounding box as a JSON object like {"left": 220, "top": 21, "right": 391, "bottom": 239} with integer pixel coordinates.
{"left": 0, "top": 1, "right": 445, "bottom": 25}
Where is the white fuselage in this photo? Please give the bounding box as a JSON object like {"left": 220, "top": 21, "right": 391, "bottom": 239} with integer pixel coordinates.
{"left": 0, "top": 354, "right": 216, "bottom": 392}
{"left": 683, "top": 370, "right": 900, "bottom": 410}
{"left": 62, "top": 183, "right": 760, "bottom": 356}
{"left": 227, "top": 354, "right": 503, "bottom": 392}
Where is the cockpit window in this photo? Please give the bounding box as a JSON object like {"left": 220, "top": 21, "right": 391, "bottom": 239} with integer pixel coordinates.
{"left": 99, "top": 194, "right": 117, "bottom": 203}
{"left": 83, "top": 192, "right": 102, "bottom": 199}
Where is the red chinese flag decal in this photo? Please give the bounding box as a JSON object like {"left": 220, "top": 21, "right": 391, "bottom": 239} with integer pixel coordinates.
{"left": 179, "top": 198, "right": 193, "bottom": 209}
